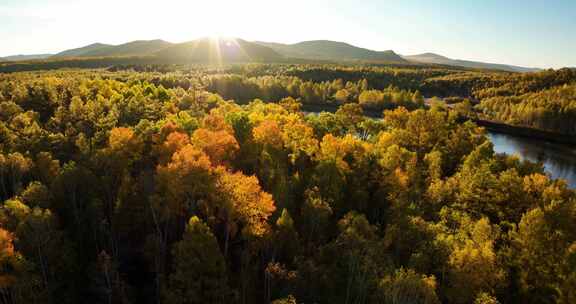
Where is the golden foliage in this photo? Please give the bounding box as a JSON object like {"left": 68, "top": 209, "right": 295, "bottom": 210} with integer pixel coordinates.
{"left": 192, "top": 128, "right": 239, "bottom": 165}
{"left": 253, "top": 120, "right": 284, "bottom": 149}
{"left": 215, "top": 169, "right": 276, "bottom": 237}
{"left": 156, "top": 131, "right": 190, "bottom": 164}
{"left": 318, "top": 134, "right": 370, "bottom": 172}
{"left": 108, "top": 127, "right": 143, "bottom": 159}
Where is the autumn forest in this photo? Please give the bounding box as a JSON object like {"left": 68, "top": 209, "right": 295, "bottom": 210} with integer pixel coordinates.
{"left": 0, "top": 63, "right": 575, "bottom": 304}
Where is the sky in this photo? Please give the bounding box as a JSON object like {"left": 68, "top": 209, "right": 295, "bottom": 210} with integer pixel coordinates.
{"left": 0, "top": 0, "right": 575, "bottom": 68}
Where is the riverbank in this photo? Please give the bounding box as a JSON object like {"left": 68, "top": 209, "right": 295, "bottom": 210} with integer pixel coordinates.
{"left": 298, "top": 103, "right": 576, "bottom": 187}
{"left": 472, "top": 119, "right": 576, "bottom": 146}
{"left": 300, "top": 103, "right": 576, "bottom": 146}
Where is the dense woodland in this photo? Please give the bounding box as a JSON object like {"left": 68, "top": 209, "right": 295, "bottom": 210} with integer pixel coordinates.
{"left": 0, "top": 65, "right": 575, "bottom": 304}
{"left": 420, "top": 68, "right": 576, "bottom": 134}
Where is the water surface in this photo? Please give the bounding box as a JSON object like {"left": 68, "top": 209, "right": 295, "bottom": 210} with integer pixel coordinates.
{"left": 488, "top": 131, "right": 576, "bottom": 188}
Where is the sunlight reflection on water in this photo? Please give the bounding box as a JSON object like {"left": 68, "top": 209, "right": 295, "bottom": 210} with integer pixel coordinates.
{"left": 488, "top": 132, "right": 576, "bottom": 188}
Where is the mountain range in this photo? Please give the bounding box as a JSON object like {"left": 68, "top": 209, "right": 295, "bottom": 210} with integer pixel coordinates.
{"left": 154, "top": 39, "right": 282, "bottom": 62}
{"left": 403, "top": 52, "right": 539, "bottom": 73}
{"left": 255, "top": 40, "right": 406, "bottom": 63}
{"left": 0, "top": 54, "right": 53, "bottom": 62}
{"left": 0, "top": 38, "right": 540, "bottom": 72}
{"left": 51, "top": 40, "right": 173, "bottom": 58}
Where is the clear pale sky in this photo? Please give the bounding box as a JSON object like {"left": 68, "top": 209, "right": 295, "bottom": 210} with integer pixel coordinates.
{"left": 1, "top": 0, "right": 575, "bottom": 68}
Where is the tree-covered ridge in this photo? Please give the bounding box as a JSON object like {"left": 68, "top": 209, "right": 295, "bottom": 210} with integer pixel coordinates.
{"left": 0, "top": 69, "right": 575, "bottom": 304}
{"left": 478, "top": 83, "right": 576, "bottom": 134}
{"left": 396, "top": 67, "right": 576, "bottom": 134}
{"left": 422, "top": 68, "right": 576, "bottom": 99}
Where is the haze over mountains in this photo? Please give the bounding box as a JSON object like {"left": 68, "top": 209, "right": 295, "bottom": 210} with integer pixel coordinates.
{"left": 0, "top": 37, "right": 540, "bottom": 72}
{"left": 403, "top": 53, "right": 540, "bottom": 73}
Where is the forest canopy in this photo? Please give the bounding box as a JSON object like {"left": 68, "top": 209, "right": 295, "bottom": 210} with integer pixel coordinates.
{"left": 0, "top": 65, "right": 575, "bottom": 304}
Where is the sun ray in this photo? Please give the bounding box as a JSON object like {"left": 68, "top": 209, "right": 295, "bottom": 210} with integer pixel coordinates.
{"left": 189, "top": 39, "right": 202, "bottom": 65}
{"left": 209, "top": 36, "right": 224, "bottom": 67}
{"left": 228, "top": 38, "right": 252, "bottom": 62}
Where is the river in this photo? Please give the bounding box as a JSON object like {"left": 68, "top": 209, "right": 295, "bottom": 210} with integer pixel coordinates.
{"left": 488, "top": 131, "right": 576, "bottom": 188}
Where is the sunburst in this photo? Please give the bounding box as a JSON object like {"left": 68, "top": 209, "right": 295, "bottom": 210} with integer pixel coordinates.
{"left": 205, "top": 36, "right": 252, "bottom": 66}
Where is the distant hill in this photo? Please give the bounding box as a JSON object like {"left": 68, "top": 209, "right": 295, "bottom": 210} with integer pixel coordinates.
{"left": 53, "top": 40, "right": 174, "bottom": 58}
{"left": 256, "top": 40, "right": 406, "bottom": 63}
{"left": 81, "top": 40, "right": 172, "bottom": 57}
{"left": 403, "top": 52, "right": 539, "bottom": 72}
{"left": 52, "top": 43, "right": 113, "bottom": 58}
{"left": 0, "top": 54, "right": 53, "bottom": 61}
{"left": 155, "top": 38, "right": 283, "bottom": 62}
